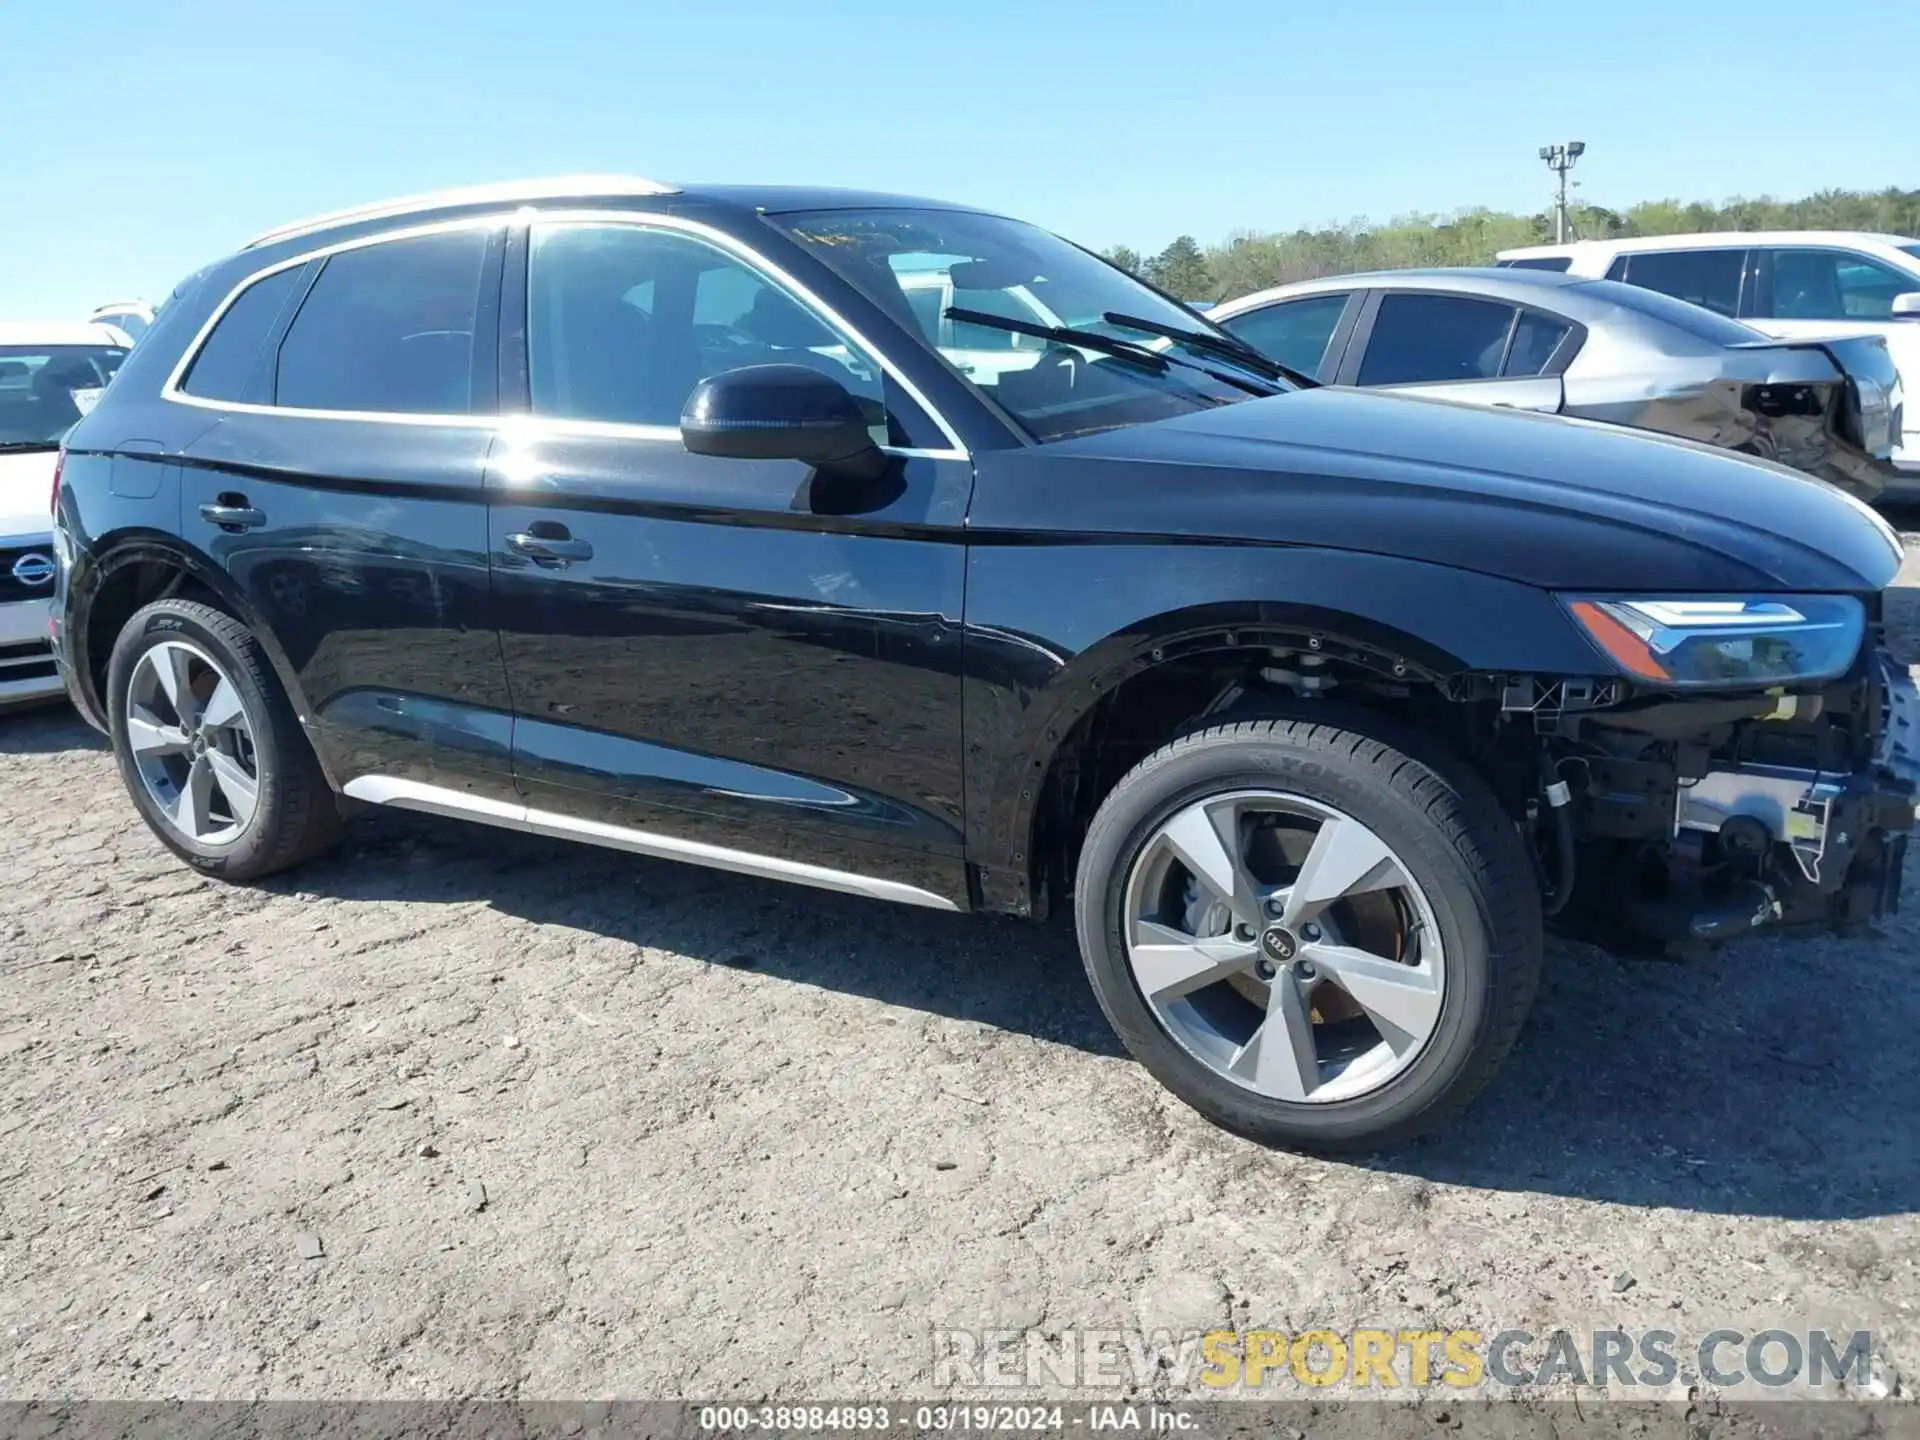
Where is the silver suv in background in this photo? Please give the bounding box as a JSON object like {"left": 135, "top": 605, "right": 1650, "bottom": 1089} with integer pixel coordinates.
{"left": 1497, "top": 232, "right": 1920, "bottom": 494}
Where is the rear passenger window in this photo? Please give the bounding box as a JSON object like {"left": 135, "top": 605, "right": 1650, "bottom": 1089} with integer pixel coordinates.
{"left": 180, "top": 266, "right": 304, "bottom": 402}
{"left": 275, "top": 229, "right": 491, "bottom": 414}
{"left": 1619, "top": 249, "right": 1744, "bottom": 317}
{"left": 1218, "top": 293, "right": 1350, "bottom": 378}
{"left": 1504, "top": 311, "right": 1573, "bottom": 376}
{"left": 1357, "top": 293, "right": 1516, "bottom": 385}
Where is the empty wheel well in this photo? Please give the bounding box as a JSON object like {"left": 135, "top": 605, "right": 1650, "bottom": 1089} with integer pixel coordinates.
{"left": 83, "top": 559, "right": 224, "bottom": 709}
{"left": 1027, "top": 644, "right": 1453, "bottom": 913}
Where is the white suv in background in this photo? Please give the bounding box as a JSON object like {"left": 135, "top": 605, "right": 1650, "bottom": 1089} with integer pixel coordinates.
{"left": 0, "top": 321, "right": 131, "bottom": 707}
{"left": 1497, "top": 232, "right": 1920, "bottom": 494}
{"left": 86, "top": 301, "right": 152, "bottom": 344}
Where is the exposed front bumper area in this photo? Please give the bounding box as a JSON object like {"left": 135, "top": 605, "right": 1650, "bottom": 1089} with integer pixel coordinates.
{"left": 1558, "top": 650, "right": 1918, "bottom": 951}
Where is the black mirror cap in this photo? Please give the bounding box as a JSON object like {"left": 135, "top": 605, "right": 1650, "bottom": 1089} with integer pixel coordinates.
{"left": 681, "top": 364, "right": 884, "bottom": 477}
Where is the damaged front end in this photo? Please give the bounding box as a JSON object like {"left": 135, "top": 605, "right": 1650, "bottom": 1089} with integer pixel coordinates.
{"left": 1477, "top": 598, "right": 1918, "bottom": 953}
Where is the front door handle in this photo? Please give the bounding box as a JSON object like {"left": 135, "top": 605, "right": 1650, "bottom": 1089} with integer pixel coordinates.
{"left": 199, "top": 499, "right": 266, "bottom": 531}
{"left": 505, "top": 529, "right": 593, "bottom": 567}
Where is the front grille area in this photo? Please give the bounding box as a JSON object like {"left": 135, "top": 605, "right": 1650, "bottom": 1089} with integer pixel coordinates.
{"left": 0, "top": 636, "right": 55, "bottom": 684}
{"left": 0, "top": 543, "right": 56, "bottom": 602}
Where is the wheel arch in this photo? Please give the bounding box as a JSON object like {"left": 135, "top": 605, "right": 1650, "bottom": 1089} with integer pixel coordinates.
{"left": 969, "top": 597, "right": 1475, "bottom": 918}
{"left": 69, "top": 531, "right": 312, "bottom": 730}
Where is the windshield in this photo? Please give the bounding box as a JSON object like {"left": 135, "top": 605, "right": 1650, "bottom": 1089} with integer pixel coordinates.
{"left": 772, "top": 208, "right": 1278, "bottom": 442}
{"left": 0, "top": 344, "right": 127, "bottom": 447}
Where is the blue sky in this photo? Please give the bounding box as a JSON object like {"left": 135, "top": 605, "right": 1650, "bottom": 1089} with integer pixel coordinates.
{"left": 4, "top": 0, "right": 1917, "bottom": 317}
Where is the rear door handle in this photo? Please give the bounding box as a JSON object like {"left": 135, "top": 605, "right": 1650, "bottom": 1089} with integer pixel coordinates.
{"left": 198, "top": 500, "right": 266, "bottom": 531}
{"left": 505, "top": 530, "right": 594, "bottom": 566}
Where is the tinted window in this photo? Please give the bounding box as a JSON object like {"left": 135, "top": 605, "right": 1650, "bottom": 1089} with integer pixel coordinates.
{"left": 1505, "top": 311, "right": 1573, "bottom": 376}
{"left": 275, "top": 229, "right": 490, "bottom": 414}
{"left": 1768, "top": 248, "right": 1918, "bottom": 321}
{"left": 0, "top": 345, "right": 128, "bottom": 443}
{"left": 1219, "top": 293, "right": 1349, "bottom": 377}
{"left": 1357, "top": 293, "right": 1516, "bottom": 385}
{"left": 527, "top": 222, "right": 884, "bottom": 429}
{"left": 1620, "top": 249, "right": 1744, "bottom": 317}
{"left": 180, "top": 266, "right": 304, "bottom": 402}
{"left": 1901, "top": 244, "right": 1920, "bottom": 263}
{"left": 1502, "top": 257, "right": 1573, "bottom": 273}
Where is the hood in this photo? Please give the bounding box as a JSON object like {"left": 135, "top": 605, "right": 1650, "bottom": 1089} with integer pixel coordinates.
{"left": 1049, "top": 387, "right": 1904, "bottom": 593}
{"left": 0, "top": 450, "right": 56, "bottom": 541}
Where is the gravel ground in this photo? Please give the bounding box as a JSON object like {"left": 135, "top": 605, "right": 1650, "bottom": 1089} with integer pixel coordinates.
{"left": 3, "top": 544, "right": 1920, "bottom": 1412}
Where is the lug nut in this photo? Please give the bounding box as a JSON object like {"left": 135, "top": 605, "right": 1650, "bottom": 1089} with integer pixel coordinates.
{"left": 1234, "top": 923, "right": 1254, "bottom": 941}
{"left": 1302, "top": 923, "right": 1321, "bottom": 942}
{"left": 1295, "top": 961, "right": 1317, "bottom": 981}
{"left": 1255, "top": 959, "right": 1277, "bottom": 980}
{"left": 1265, "top": 897, "right": 1285, "bottom": 918}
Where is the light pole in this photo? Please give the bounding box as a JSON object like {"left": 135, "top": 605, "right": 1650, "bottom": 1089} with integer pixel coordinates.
{"left": 1538, "top": 141, "right": 1586, "bottom": 243}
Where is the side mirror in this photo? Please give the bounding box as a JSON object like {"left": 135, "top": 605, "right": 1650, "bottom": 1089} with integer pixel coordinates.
{"left": 681, "top": 364, "right": 886, "bottom": 480}
{"left": 1891, "top": 292, "right": 1920, "bottom": 320}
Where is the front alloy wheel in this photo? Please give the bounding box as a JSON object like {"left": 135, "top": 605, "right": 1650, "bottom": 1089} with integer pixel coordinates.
{"left": 1075, "top": 714, "right": 1542, "bottom": 1151}
{"left": 125, "top": 640, "right": 261, "bottom": 845}
{"left": 1124, "top": 791, "right": 1445, "bottom": 1104}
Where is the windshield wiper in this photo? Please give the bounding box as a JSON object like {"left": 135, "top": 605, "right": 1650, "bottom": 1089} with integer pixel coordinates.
{"left": 1101, "top": 311, "right": 1318, "bottom": 389}
{"left": 942, "top": 308, "right": 1272, "bottom": 398}
{"left": 0, "top": 441, "right": 58, "bottom": 454}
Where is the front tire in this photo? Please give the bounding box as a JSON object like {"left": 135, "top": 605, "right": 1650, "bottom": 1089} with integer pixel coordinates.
{"left": 106, "top": 599, "right": 342, "bottom": 880}
{"left": 1074, "top": 714, "right": 1541, "bottom": 1152}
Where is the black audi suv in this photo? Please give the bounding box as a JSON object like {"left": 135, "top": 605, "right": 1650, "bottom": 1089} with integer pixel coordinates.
{"left": 50, "top": 175, "right": 1920, "bottom": 1150}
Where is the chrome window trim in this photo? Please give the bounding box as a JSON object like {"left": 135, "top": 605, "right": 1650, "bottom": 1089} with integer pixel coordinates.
{"left": 161, "top": 214, "right": 506, "bottom": 416}
{"left": 341, "top": 775, "right": 962, "bottom": 912}
{"left": 163, "top": 209, "right": 971, "bottom": 461}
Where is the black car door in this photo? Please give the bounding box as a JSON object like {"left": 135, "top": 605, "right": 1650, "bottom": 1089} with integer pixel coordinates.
{"left": 174, "top": 221, "right": 517, "bottom": 800}
{"left": 487, "top": 215, "right": 973, "bottom": 908}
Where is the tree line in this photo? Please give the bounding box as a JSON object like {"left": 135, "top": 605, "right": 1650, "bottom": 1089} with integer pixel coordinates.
{"left": 1102, "top": 187, "right": 1920, "bottom": 302}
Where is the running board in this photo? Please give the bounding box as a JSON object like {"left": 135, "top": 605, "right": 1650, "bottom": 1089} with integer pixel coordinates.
{"left": 340, "top": 775, "right": 962, "bottom": 912}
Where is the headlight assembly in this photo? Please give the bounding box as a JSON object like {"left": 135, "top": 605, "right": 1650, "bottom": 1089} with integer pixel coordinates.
{"left": 1560, "top": 595, "right": 1865, "bottom": 689}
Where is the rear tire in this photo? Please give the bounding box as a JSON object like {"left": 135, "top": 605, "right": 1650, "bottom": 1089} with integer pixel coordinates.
{"left": 106, "top": 599, "right": 342, "bottom": 880}
{"left": 1074, "top": 712, "right": 1542, "bottom": 1152}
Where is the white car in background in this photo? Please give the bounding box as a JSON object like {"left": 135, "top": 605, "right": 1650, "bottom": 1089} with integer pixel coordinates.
{"left": 86, "top": 301, "right": 152, "bottom": 344}
{"left": 1497, "top": 232, "right": 1920, "bottom": 493}
{"left": 0, "top": 321, "right": 131, "bottom": 707}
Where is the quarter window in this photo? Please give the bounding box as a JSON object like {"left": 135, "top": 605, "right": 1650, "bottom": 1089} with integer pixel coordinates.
{"left": 1766, "top": 248, "right": 1918, "bottom": 321}
{"left": 1218, "top": 293, "right": 1350, "bottom": 378}
{"left": 1502, "top": 257, "right": 1573, "bottom": 273}
{"left": 526, "top": 223, "right": 884, "bottom": 430}
{"left": 1357, "top": 293, "right": 1516, "bottom": 386}
{"left": 1504, "top": 311, "right": 1573, "bottom": 376}
{"left": 180, "top": 266, "right": 305, "bottom": 402}
{"left": 1617, "top": 248, "right": 1745, "bottom": 317}
{"left": 275, "top": 228, "right": 491, "bottom": 415}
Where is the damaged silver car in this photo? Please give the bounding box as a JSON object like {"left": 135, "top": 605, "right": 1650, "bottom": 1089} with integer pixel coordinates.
{"left": 1209, "top": 267, "right": 1901, "bottom": 501}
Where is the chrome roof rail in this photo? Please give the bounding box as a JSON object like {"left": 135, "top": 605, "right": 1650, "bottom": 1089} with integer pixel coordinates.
{"left": 243, "top": 174, "right": 678, "bottom": 249}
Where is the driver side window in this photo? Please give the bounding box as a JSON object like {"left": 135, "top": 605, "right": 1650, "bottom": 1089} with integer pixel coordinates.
{"left": 527, "top": 223, "right": 885, "bottom": 430}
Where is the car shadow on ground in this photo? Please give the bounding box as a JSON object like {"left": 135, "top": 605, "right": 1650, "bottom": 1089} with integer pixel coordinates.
{"left": 20, "top": 699, "right": 1916, "bottom": 1222}
{"left": 288, "top": 806, "right": 1920, "bottom": 1223}
{"left": 0, "top": 703, "right": 105, "bottom": 754}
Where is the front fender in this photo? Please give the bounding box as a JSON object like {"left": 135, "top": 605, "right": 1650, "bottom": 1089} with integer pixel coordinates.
{"left": 961, "top": 540, "right": 1604, "bottom": 912}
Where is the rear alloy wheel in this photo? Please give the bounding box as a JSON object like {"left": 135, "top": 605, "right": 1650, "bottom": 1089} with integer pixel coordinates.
{"left": 1075, "top": 714, "right": 1541, "bottom": 1151}
{"left": 107, "top": 599, "right": 342, "bottom": 880}
{"left": 125, "top": 640, "right": 261, "bottom": 846}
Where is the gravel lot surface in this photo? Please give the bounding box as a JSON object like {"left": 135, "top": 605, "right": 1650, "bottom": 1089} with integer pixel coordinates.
{"left": 3, "top": 543, "right": 1920, "bottom": 1413}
